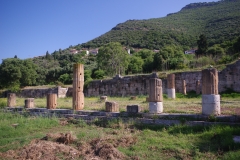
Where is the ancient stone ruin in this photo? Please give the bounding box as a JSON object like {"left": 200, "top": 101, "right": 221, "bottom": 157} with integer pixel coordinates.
{"left": 195, "top": 80, "right": 201, "bottom": 94}
{"left": 167, "top": 74, "right": 176, "bottom": 99}
{"left": 201, "top": 68, "right": 220, "bottom": 115}
{"left": 24, "top": 98, "right": 34, "bottom": 108}
{"left": 148, "top": 78, "right": 163, "bottom": 113}
{"left": 182, "top": 80, "right": 186, "bottom": 95}
{"left": 105, "top": 101, "right": 119, "bottom": 112}
{"left": 7, "top": 93, "right": 16, "bottom": 107}
{"left": 72, "top": 63, "right": 84, "bottom": 110}
{"left": 47, "top": 93, "right": 57, "bottom": 109}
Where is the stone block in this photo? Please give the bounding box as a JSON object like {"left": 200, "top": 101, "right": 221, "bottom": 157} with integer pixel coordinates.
{"left": 100, "top": 96, "right": 107, "bottom": 101}
{"left": 202, "top": 68, "right": 218, "bottom": 95}
{"left": 24, "top": 98, "right": 35, "bottom": 108}
{"left": 105, "top": 101, "right": 119, "bottom": 112}
{"left": 127, "top": 105, "right": 141, "bottom": 113}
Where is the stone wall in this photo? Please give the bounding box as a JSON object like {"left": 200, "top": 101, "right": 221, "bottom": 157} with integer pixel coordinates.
{"left": 85, "top": 73, "right": 158, "bottom": 97}
{"left": 4, "top": 86, "right": 69, "bottom": 98}
{"left": 85, "top": 59, "right": 240, "bottom": 96}
{"left": 218, "top": 60, "right": 240, "bottom": 92}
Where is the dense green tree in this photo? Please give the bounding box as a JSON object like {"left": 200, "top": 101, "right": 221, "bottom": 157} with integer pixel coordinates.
{"left": 127, "top": 56, "right": 144, "bottom": 74}
{"left": 58, "top": 73, "right": 72, "bottom": 84}
{"left": 153, "top": 53, "right": 165, "bottom": 71}
{"left": 195, "top": 34, "right": 208, "bottom": 57}
{"left": 91, "top": 69, "right": 105, "bottom": 79}
{"left": 45, "top": 51, "right": 52, "bottom": 60}
{"left": 97, "top": 42, "right": 129, "bottom": 76}
{"left": 0, "top": 58, "right": 37, "bottom": 91}
{"left": 133, "top": 49, "right": 155, "bottom": 73}
{"left": 207, "top": 45, "right": 224, "bottom": 57}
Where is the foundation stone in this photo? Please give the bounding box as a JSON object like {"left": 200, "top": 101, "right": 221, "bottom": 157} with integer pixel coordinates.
{"left": 127, "top": 105, "right": 141, "bottom": 113}
{"left": 105, "top": 101, "right": 119, "bottom": 112}
{"left": 24, "top": 98, "right": 35, "bottom": 108}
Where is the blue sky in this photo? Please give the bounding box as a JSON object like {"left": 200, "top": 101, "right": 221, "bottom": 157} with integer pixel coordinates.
{"left": 0, "top": 0, "right": 218, "bottom": 62}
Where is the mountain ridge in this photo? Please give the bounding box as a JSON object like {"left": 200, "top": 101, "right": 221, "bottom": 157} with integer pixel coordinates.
{"left": 78, "top": 0, "right": 240, "bottom": 50}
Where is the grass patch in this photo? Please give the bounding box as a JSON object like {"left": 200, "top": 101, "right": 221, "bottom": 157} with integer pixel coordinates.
{"left": 0, "top": 112, "right": 59, "bottom": 152}
{"left": 1, "top": 111, "right": 240, "bottom": 159}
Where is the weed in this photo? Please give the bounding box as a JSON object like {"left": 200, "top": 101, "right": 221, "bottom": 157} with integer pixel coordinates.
{"left": 179, "top": 118, "right": 187, "bottom": 125}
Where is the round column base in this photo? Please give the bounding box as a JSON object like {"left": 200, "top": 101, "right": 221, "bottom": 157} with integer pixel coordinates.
{"left": 149, "top": 102, "right": 163, "bottom": 113}
{"left": 167, "top": 89, "right": 176, "bottom": 99}
{"left": 202, "top": 94, "right": 221, "bottom": 115}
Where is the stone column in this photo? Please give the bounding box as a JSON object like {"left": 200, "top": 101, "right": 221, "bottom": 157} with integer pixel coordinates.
{"left": 182, "top": 80, "right": 187, "bottom": 95}
{"left": 202, "top": 68, "right": 220, "bottom": 115}
{"left": 148, "top": 78, "right": 163, "bottom": 113}
{"left": 47, "top": 94, "right": 57, "bottom": 109}
{"left": 167, "top": 74, "right": 175, "bottom": 99}
{"left": 24, "top": 98, "right": 35, "bottom": 108}
{"left": 72, "top": 63, "right": 84, "bottom": 110}
{"left": 196, "top": 80, "right": 201, "bottom": 94}
{"left": 7, "top": 93, "right": 16, "bottom": 107}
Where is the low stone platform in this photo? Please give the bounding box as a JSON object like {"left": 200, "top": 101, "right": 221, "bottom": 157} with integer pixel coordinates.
{"left": 3, "top": 107, "right": 240, "bottom": 127}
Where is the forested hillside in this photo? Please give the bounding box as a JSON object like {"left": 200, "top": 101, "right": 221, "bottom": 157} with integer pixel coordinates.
{"left": 80, "top": 0, "right": 240, "bottom": 50}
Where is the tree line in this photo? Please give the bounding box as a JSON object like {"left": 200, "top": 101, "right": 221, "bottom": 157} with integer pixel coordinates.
{"left": 1, "top": 35, "right": 240, "bottom": 92}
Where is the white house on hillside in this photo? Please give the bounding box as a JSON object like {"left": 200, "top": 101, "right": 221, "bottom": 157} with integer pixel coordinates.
{"left": 184, "top": 49, "right": 196, "bottom": 54}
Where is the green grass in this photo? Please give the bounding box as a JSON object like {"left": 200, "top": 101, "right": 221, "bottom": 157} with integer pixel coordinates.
{"left": 0, "top": 112, "right": 59, "bottom": 152}
{"left": 0, "top": 111, "right": 240, "bottom": 159}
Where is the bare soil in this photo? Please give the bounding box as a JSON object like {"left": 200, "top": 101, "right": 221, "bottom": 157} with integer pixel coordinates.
{"left": 0, "top": 132, "right": 137, "bottom": 160}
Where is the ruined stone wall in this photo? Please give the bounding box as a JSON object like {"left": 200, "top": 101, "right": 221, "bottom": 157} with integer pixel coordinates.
{"left": 85, "top": 74, "right": 158, "bottom": 97}
{"left": 174, "top": 71, "right": 202, "bottom": 93}
{"left": 6, "top": 86, "right": 69, "bottom": 98}
{"left": 218, "top": 60, "right": 240, "bottom": 92}
{"left": 85, "top": 59, "right": 240, "bottom": 96}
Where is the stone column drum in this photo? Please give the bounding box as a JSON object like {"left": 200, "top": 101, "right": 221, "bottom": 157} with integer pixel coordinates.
{"left": 47, "top": 94, "right": 57, "bottom": 109}
{"left": 148, "top": 78, "right": 163, "bottom": 113}
{"left": 73, "top": 63, "right": 84, "bottom": 110}
{"left": 196, "top": 80, "right": 201, "bottom": 94}
{"left": 24, "top": 98, "right": 35, "bottom": 108}
{"left": 167, "top": 74, "right": 175, "bottom": 99}
{"left": 182, "top": 80, "right": 187, "bottom": 95}
{"left": 7, "top": 93, "right": 16, "bottom": 107}
{"left": 202, "top": 68, "right": 220, "bottom": 115}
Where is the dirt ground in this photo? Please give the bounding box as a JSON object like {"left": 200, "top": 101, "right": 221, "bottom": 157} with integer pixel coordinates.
{"left": 0, "top": 132, "right": 137, "bottom": 160}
